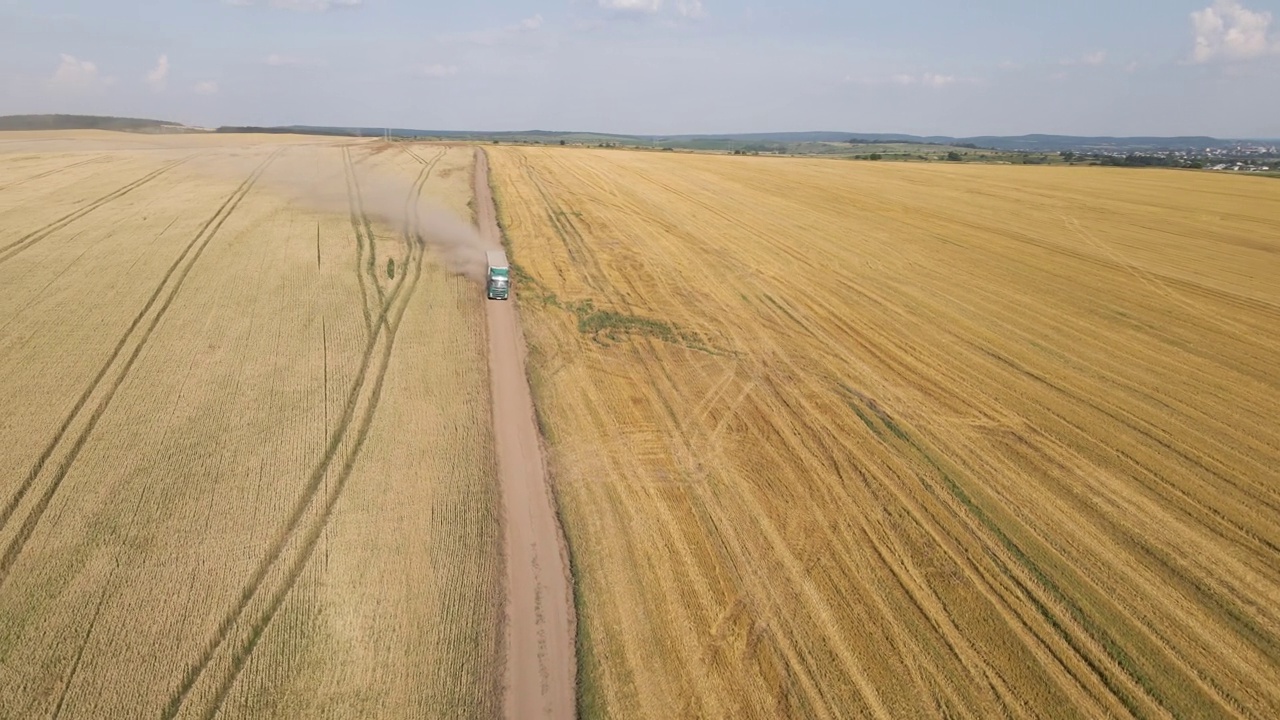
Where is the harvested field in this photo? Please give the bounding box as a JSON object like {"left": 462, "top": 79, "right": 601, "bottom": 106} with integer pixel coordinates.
{"left": 487, "top": 146, "right": 1280, "bottom": 718}
{"left": 0, "top": 133, "right": 502, "bottom": 718}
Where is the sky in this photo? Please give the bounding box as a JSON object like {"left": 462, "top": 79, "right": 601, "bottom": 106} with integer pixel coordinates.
{"left": 1, "top": 0, "right": 1278, "bottom": 137}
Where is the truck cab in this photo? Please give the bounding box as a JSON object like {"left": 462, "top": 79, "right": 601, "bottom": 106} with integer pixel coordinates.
{"left": 486, "top": 250, "right": 510, "bottom": 300}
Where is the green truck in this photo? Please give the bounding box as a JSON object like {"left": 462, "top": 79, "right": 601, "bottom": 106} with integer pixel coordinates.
{"left": 486, "top": 250, "right": 510, "bottom": 300}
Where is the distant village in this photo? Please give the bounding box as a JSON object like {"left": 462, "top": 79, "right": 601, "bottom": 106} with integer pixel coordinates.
{"left": 1199, "top": 143, "right": 1279, "bottom": 172}
{"left": 1068, "top": 143, "right": 1278, "bottom": 173}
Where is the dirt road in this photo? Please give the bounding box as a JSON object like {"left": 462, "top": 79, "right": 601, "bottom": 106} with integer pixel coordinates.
{"left": 474, "top": 148, "right": 576, "bottom": 720}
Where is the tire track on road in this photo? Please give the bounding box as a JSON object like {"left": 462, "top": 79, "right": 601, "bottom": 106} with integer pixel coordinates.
{"left": 476, "top": 148, "right": 577, "bottom": 720}
{"left": 0, "top": 157, "right": 188, "bottom": 266}
{"left": 0, "top": 151, "right": 278, "bottom": 589}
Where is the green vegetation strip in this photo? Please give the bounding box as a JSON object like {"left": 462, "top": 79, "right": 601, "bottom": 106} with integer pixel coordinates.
{"left": 511, "top": 264, "right": 718, "bottom": 354}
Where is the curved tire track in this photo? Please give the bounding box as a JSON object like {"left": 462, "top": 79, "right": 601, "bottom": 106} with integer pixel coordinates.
{"left": 341, "top": 147, "right": 376, "bottom": 337}
{"left": 163, "top": 148, "right": 442, "bottom": 720}
{"left": 199, "top": 237, "right": 426, "bottom": 720}
{"left": 399, "top": 145, "right": 446, "bottom": 283}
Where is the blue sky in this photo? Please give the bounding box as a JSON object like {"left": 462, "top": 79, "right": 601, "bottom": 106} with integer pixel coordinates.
{"left": 2, "top": 0, "right": 1278, "bottom": 136}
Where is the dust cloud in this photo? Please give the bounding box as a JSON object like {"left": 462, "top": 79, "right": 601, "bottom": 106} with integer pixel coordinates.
{"left": 208, "top": 145, "right": 494, "bottom": 281}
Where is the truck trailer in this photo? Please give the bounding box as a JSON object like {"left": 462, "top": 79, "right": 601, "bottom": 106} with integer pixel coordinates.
{"left": 486, "top": 250, "right": 510, "bottom": 300}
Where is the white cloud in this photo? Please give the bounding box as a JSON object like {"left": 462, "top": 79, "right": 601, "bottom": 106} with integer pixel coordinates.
{"left": 442, "top": 14, "right": 544, "bottom": 45}
{"left": 52, "top": 54, "right": 96, "bottom": 85}
{"left": 1060, "top": 50, "right": 1107, "bottom": 67}
{"left": 265, "top": 53, "right": 325, "bottom": 67}
{"left": 1190, "top": 0, "right": 1280, "bottom": 63}
{"left": 193, "top": 80, "right": 219, "bottom": 95}
{"left": 594, "top": 0, "right": 707, "bottom": 19}
{"left": 419, "top": 64, "right": 459, "bottom": 78}
{"left": 146, "top": 54, "right": 169, "bottom": 91}
{"left": 676, "top": 0, "right": 706, "bottom": 18}
{"left": 599, "top": 0, "right": 663, "bottom": 12}
{"left": 273, "top": 0, "right": 360, "bottom": 9}
{"left": 225, "top": 0, "right": 362, "bottom": 10}
{"left": 851, "top": 72, "right": 965, "bottom": 88}
{"left": 49, "top": 54, "right": 114, "bottom": 92}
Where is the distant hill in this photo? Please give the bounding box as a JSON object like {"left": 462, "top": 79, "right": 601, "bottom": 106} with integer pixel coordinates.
{"left": 660, "top": 132, "right": 1237, "bottom": 152}
{"left": 958, "top": 134, "right": 1229, "bottom": 152}
{"left": 0, "top": 114, "right": 191, "bottom": 132}
{"left": 215, "top": 126, "right": 1251, "bottom": 152}
{"left": 214, "top": 126, "right": 646, "bottom": 144}
{"left": 3, "top": 115, "right": 1258, "bottom": 152}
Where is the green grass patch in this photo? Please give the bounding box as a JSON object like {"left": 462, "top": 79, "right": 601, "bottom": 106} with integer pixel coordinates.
{"left": 561, "top": 298, "right": 717, "bottom": 353}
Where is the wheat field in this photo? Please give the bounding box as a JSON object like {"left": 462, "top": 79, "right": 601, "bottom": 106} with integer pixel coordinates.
{"left": 0, "top": 134, "right": 501, "bottom": 718}
{"left": 487, "top": 146, "right": 1280, "bottom": 718}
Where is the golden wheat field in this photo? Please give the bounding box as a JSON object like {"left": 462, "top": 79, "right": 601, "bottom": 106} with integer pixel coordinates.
{"left": 488, "top": 146, "right": 1280, "bottom": 718}
{"left": 0, "top": 133, "right": 501, "bottom": 718}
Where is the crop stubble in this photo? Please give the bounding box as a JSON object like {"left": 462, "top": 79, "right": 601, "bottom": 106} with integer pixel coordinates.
{"left": 0, "top": 134, "right": 501, "bottom": 718}
{"left": 487, "top": 146, "right": 1280, "bottom": 718}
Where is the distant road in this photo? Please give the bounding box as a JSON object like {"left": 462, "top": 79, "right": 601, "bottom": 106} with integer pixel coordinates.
{"left": 474, "top": 147, "right": 577, "bottom": 720}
